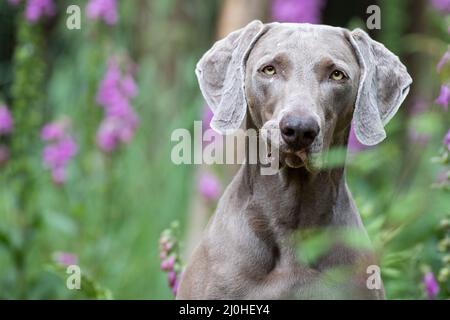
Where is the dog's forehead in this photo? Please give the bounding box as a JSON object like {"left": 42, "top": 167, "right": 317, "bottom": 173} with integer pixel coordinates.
{"left": 255, "top": 23, "right": 355, "bottom": 62}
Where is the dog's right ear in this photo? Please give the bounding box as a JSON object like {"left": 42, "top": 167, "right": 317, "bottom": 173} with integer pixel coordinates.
{"left": 196, "top": 20, "right": 267, "bottom": 134}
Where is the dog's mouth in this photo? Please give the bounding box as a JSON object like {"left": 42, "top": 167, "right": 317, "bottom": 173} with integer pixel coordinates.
{"left": 282, "top": 148, "right": 310, "bottom": 169}
{"left": 261, "top": 126, "right": 321, "bottom": 171}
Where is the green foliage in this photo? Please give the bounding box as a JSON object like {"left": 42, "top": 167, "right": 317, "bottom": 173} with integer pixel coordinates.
{"left": 0, "top": 0, "right": 220, "bottom": 299}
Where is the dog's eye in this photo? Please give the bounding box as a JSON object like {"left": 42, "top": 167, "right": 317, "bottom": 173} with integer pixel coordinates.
{"left": 261, "top": 65, "right": 276, "bottom": 76}
{"left": 330, "top": 70, "right": 346, "bottom": 81}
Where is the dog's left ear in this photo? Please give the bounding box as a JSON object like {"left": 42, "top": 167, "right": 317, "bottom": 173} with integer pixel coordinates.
{"left": 348, "top": 28, "right": 412, "bottom": 146}
{"left": 196, "top": 20, "right": 268, "bottom": 134}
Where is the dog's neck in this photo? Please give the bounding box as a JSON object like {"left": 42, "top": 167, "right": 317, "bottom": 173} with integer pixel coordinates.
{"left": 240, "top": 117, "right": 351, "bottom": 229}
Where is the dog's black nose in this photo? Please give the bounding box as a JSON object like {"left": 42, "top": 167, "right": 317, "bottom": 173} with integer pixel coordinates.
{"left": 280, "top": 115, "right": 320, "bottom": 150}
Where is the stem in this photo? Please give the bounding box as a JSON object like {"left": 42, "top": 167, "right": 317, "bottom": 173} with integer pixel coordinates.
{"left": 9, "top": 16, "right": 47, "bottom": 298}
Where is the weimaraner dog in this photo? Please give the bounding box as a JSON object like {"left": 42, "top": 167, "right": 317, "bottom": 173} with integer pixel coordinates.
{"left": 177, "top": 21, "right": 412, "bottom": 299}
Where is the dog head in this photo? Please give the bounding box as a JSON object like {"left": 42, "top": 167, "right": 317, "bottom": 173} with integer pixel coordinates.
{"left": 196, "top": 21, "right": 412, "bottom": 168}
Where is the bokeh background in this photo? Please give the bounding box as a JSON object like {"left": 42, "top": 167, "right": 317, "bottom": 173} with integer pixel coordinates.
{"left": 0, "top": 0, "right": 449, "bottom": 299}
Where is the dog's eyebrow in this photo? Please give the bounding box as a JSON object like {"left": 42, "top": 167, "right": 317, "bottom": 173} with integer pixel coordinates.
{"left": 257, "top": 52, "right": 290, "bottom": 67}
{"left": 314, "top": 57, "right": 350, "bottom": 77}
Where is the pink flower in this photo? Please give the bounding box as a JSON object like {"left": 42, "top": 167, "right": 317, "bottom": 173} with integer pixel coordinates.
{"left": 96, "top": 60, "right": 122, "bottom": 107}
{"left": 41, "top": 120, "right": 78, "bottom": 185}
{"left": 430, "top": 0, "right": 450, "bottom": 14}
{"left": 53, "top": 251, "right": 78, "bottom": 266}
{"left": 437, "top": 50, "right": 450, "bottom": 73}
{"left": 198, "top": 172, "right": 221, "bottom": 201}
{"left": 43, "top": 137, "right": 77, "bottom": 169}
{"left": 435, "top": 85, "right": 450, "bottom": 110}
{"left": 25, "top": 0, "right": 56, "bottom": 23}
{"left": 444, "top": 129, "right": 450, "bottom": 151}
{"left": 168, "top": 271, "right": 177, "bottom": 287}
{"left": 96, "top": 117, "right": 120, "bottom": 152}
{"left": 86, "top": 0, "right": 118, "bottom": 25}
{"left": 0, "top": 105, "right": 14, "bottom": 135}
{"left": 95, "top": 58, "right": 139, "bottom": 153}
{"left": 121, "top": 73, "right": 138, "bottom": 98}
{"left": 96, "top": 114, "right": 138, "bottom": 153}
{"left": 160, "top": 255, "right": 176, "bottom": 272}
{"left": 271, "top": 0, "right": 326, "bottom": 23}
{"left": 171, "top": 277, "right": 180, "bottom": 296}
{"left": 159, "top": 224, "right": 182, "bottom": 298}
{"left": 41, "top": 121, "right": 66, "bottom": 141}
{"left": 423, "top": 271, "right": 439, "bottom": 299}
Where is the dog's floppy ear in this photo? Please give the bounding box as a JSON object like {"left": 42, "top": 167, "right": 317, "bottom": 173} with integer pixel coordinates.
{"left": 196, "top": 20, "right": 267, "bottom": 134}
{"left": 348, "top": 28, "right": 412, "bottom": 146}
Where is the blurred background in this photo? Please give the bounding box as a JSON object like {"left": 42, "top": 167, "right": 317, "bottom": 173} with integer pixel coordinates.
{"left": 0, "top": 0, "right": 449, "bottom": 299}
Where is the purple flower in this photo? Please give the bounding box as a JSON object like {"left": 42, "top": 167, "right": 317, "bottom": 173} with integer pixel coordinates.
{"left": 271, "top": 0, "right": 326, "bottom": 23}
{"left": 25, "top": 0, "right": 56, "bottom": 23}
{"left": 437, "top": 50, "right": 450, "bottom": 73}
{"left": 423, "top": 271, "right": 439, "bottom": 299}
{"left": 43, "top": 137, "right": 77, "bottom": 169}
{"left": 160, "top": 255, "right": 176, "bottom": 272}
{"left": 41, "top": 120, "right": 78, "bottom": 185}
{"left": 435, "top": 85, "right": 450, "bottom": 110}
{"left": 198, "top": 172, "right": 221, "bottom": 201}
{"left": 430, "top": 0, "right": 450, "bottom": 14}
{"left": 171, "top": 277, "right": 180, "bottom": 296}
{"left": 0, "top": 145, "right": 10, "bottom": 167}
{"left": 41, "top": 121, "right": 66, "bottom": 141}
{"left": 96, "top": 119, "right": 118, "bottom": 153}
{"left": 86, "top": 0, "right": 118, "bottom": 25}
{"left": 96, "top": 114, "right": 138, "bottom": 153}
{"left": 96, "top": 60, "right": 121, "bottom": 107}
{"left": 95, "top": 58, "right": 139, "bottom": 153}
{"left": 0, "top": 105, "right": 13, "bottom": 135}
{"left": 53, "top": 251, "right": 78, "bottom": 266}
{"left": 159, "top": 224, "right": 182, "bottom": 298}
{"left": 121, "top": 73, "right": 138, "bottom": 98}
{"left": 168, "top": 270, "right": 177, "bottom": 287}
{"left": 444, "top": 129, "right": 450, "bottom": 151}
{"left": 347, "top": 124, "right": 369, "bottom": 152}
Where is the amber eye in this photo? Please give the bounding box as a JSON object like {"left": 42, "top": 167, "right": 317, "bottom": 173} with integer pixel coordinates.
{"left": 330, "top": 70, "right": 345, "bottom": 81}
{"left": 262, "top": 65, "right": 276, "bottom": 75}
